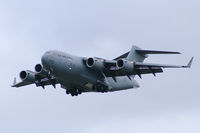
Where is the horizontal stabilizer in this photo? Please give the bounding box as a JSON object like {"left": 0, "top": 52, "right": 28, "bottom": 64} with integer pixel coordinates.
{"left": 136, "top": 50, "right": 181, "bottom": 54}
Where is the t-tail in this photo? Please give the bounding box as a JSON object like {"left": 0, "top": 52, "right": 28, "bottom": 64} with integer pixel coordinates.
{"left": 126, "top": 45, "right": 181, "bottom": 62}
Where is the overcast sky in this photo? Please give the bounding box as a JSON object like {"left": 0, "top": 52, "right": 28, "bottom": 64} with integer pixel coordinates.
{"left": 0, "top": 0, "right": 199, "bottom": 133}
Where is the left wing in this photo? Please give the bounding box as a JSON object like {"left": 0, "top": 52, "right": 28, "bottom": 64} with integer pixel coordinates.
{"left": 12, "top": 73, "right": 58, "bottom": 89}
{"left": 12, "top": 65, "right": 59, "bottom": 88}
{"left": 12, "top": 80, "right": 33, "bottom": 87}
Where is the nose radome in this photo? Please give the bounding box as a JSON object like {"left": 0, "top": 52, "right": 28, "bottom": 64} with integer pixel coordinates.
{"left": 41, "top": 51, "right": 50, "bottom": 67}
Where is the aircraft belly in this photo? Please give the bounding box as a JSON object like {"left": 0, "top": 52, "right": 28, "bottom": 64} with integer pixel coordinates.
{"left": 106, "top": 76, "right": 139, "bottom": 91}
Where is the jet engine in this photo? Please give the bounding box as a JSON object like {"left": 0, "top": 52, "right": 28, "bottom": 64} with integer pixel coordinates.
{"left": 19, "top": 70, "right": 35, "bottom": 82}
{"left": 117, "top": 59, "right": 135, "bottom": 72}
{"left": 35, "top": 64, "right": 47, "bottom": 75}
{"left": 86, "top": 58, "right": 104, "bottom": 70}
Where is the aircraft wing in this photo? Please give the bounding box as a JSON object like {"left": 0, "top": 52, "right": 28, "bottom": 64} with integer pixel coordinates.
{"left": 103, "top": 57, "right": 193, "bottom": 78}
{"left": 135, "top": 59, "right": 192, "bottom": 68}
{"left": 137, "top": 57, "right": 193, "bottom": 68}
{"left": 12, "top": 81, "right": 33, "bottom": 87}
{"left": 12, "top": 71, "right": 58, "bottom": 89}
{"left": 103, "top": 67, "right": 163, "bottom": 77}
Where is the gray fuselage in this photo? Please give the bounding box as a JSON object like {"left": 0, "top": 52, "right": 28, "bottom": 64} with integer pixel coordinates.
{"left": 41, "top": 50, "right": 139, "bottom": 93}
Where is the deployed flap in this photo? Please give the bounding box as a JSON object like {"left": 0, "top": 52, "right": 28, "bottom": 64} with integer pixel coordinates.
{"left": 103, "top": 67, "right": 163, "bottom": 77}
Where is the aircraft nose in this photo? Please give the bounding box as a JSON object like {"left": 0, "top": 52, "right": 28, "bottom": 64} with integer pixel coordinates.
{"left": 41, "top": 51, "right": 50, "bottom": 67}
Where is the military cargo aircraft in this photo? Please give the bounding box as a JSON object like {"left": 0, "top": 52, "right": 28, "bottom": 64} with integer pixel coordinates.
{"left": 12, "top": 46, "right": 193, "bottom": 96}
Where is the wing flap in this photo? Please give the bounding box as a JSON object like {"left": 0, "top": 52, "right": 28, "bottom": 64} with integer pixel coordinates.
{"left": 136, "top": 67, "right": 163, "bottom": 74}
{"left": 103, "top": 67, "right": 163, "bottom": 77}
{"left": 35, "top": 77, "right": 58, "bottom": 87}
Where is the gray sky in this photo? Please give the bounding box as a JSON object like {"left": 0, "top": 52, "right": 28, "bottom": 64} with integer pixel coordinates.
{"left": 0, "top": 0, "right": 199, "bottom": 133}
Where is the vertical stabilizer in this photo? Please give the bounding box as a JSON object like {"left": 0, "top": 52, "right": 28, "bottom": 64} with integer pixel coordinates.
{"left": 126, "top": 46, "right": 147, "bottom": 62}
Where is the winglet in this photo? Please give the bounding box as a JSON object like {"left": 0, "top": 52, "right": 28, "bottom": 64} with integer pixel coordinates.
{"left": 12, "top": 77, "right": 17, "bottom": 87}
{"left": 186, "top": 57, "right": 194, "bottom": 68}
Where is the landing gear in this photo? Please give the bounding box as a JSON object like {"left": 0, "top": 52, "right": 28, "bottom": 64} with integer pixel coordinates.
{"left": 93, "top": 85, "right": 108, "bottom": 93}
{"left": 77, "top": 89, "right": 82, "bottom": 95}
{"left": 66, "top": 88, "right": 82, "bottom": 96}
{"left": 71, "top": 91, "right": 75, "bottom": 96}
{"left": 66, "top": 89, "right": 70, "bottom": 95}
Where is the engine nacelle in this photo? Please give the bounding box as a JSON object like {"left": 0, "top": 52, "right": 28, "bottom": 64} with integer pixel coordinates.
{"left": 86, "top": 58, "right": 105, "bottom": 70}
{"left": 35, "top": 64, "right": 47, "bottom": 75}
{"left": 117, "top": 59, "right": 135, "bottom": 72}
{"left": 19, "top": 70, "right": 35, "bottom": 82}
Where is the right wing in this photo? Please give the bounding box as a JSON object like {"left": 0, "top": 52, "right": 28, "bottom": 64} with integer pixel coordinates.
{"left": 103, "top": 66, "right": 164, "bottom": 78}
{"left": 134, "top": 58, "right": 193, "bottom": 68}
{"left": 102, "top": 57, "right": 193, "bottom": 78}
